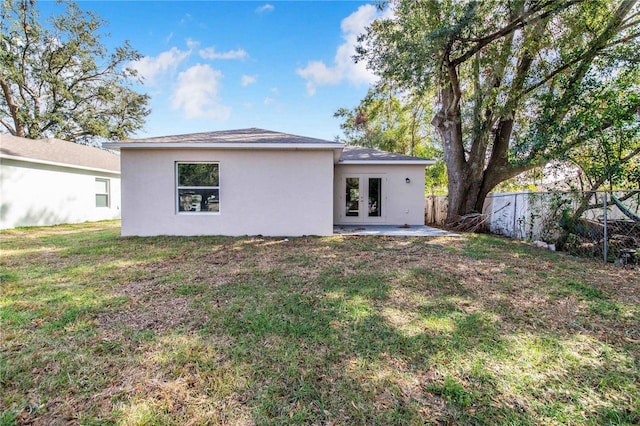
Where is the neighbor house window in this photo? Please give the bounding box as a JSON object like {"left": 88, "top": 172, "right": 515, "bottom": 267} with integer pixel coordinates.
{"left": 95, "top": 178, "right": 110, "bottom": 207}
{"left": 176, "top": 162, "right": 220, "bottom": 213}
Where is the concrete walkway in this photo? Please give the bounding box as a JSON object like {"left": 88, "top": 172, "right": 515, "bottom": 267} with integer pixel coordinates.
{"left": 333, "top": 225, "right": 459, "bottom": 237}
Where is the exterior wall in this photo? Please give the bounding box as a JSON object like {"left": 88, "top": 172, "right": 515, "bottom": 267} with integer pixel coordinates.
{"left": 334, "top": 164, "right": 426, "bottom": 225}
{"left": 119, "top": 148, "right": 335, "bottom": 236}
{"left": 0, "top": 158, "right": 121, "bottom": 229}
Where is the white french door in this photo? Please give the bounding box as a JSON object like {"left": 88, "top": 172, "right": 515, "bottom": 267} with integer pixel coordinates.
{"left": 342, "top": 175, "right": 385, "bottom": 224}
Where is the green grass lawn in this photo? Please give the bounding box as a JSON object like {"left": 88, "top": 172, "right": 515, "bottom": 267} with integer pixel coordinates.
{"left": 1, "top": 221, "right": 638, "bottom": 425}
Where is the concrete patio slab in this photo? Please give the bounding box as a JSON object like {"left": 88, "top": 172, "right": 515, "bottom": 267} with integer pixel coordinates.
{"left": 333, "top": 225, "right": 459, "bottom": 237}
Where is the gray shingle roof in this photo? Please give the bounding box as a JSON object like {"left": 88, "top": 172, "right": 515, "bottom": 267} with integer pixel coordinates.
{"left": 0, "top": 134, "right": 120, "bottom": 173}
{"left": 99, "top": 127, "right": 434, "bottom": 165}
{"left": 110, "top": 128, "right": 343, "bottom": 146}
{"left": 339, "top": 146, "right": 434, "bottom": 163}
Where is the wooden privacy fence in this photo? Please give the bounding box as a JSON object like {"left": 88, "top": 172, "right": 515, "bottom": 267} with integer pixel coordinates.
{"left": 424, "top": 195, "right": 448, "bottom": 225}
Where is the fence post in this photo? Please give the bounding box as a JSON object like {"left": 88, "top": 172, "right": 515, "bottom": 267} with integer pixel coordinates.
{"left": 603, "top": 191, "right": 608, "bottom": 263}
{"left": 512, "top": 193, "right": 518, "bottom": 239}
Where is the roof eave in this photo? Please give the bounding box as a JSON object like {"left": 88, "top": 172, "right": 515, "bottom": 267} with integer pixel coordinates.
{"left": 0, "top": 153, "right": 121, "bottom": 174}
{"left": 338, "top": 160, "right": 436, "bottom": 165}
{"left": 103, "top": 142, "right": 345, "bottom": 150}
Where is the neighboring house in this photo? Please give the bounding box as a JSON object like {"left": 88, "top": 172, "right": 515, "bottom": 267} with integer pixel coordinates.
{"left": 104, "top": 128, "right": 434, "bottom": 237}
{"left": 0, "top": 134, "right": 121, "bottom": 229}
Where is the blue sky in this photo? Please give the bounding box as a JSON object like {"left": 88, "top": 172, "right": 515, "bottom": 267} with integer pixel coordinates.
{"left": 38, "top": 0, "right": 390, "bottom": 141}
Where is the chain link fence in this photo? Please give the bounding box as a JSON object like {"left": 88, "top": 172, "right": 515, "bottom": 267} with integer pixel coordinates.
{"left": 426, "top": 190, "right": 640, "bottom": 264}
{"left": 485, "top": 190, "right": 640, "bottom": 263}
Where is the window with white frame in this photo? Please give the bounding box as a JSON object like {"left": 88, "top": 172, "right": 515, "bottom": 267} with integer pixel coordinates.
{"left": 176, "top": 163, "right": 220, "bottom": 213}
{"left": 95, "top": 178, "right": 110, "bottom": 207}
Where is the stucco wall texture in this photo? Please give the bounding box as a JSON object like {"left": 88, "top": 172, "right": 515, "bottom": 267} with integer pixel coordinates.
{"left": 120, "top": 148, "right": 335, "bottom": 236}
{"left": 333, "top": 164, "right": 427, "bottom": 226}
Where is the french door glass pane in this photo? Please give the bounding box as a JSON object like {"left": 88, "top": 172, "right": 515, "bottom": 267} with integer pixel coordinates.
{"left": 346, "top": 177, "right": 360, "bottom": 217}
{"left": 368, "top": 178, "right": 381, "bottom": 217}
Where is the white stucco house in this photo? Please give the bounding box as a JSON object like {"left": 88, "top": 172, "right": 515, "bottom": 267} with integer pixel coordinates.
{"left": 0, "top": 134, "right": 121, "bottom": 229}
{"left": 103, "top": 128, "right": 434, "bottom": 237}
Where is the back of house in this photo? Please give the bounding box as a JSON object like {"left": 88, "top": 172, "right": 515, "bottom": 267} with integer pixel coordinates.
{"left": 104, "top": 128, "right": 434, "bottom": 237}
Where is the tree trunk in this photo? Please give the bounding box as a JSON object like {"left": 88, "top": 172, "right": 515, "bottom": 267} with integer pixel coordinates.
{"left": 432, "top": 82, "right": 469, "bottom": 222}
{"left": 444, "top": 159, "right": 520, "bottom": 223}
{"left": 435, "top": 114, "right": 524, "bottom": 222}
{"left": 0, "top": 78, "right": 24, "bottom": 137}
{"left": 436, "top": 78, "right": 535, "bottom": 223}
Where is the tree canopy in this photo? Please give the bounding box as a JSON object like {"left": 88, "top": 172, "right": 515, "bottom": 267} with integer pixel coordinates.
{"left": 334, "top": 84, "right": 448, "bottom": 192}
{"left": 0, "top": 0, "right": 149, "bottom": 145}
{"left": 356, "top": 0, "right": 640, "bottom": 221}
{"left": 335, "top": 84, "right": 434, "bottom": 155}
{"left": 563, "top": 69, "right": 640, "bottom": 191}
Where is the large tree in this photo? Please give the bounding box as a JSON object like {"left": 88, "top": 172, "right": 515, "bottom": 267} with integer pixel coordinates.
{"left": 0, "top": 0, "right": 149, "bottom": 144}
{"left": 357, "top": 0, "right": 640, "bottom": 222}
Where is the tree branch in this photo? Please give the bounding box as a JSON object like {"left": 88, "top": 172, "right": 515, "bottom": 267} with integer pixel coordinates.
{"left": 0, "top": 76, "right": 22, "bottom": 136}
{"left": 604, "top": 29, "right": 640, "bottom": 48}
{"left": 451, "top": 0, "right": 580, "bottom": 66}
{"left": 523, "top": 0, "right": 639, "bottom": 98}
{"left": 445, "top": 62, "right": 461, "bottom": 115}
{"left": 621, "top": 145, "right": 640, "bottom": 163}
{"left": 0, "top": 116, "right": 16, "bottom": 135}
{"left": 621, "top": 10, "right": 640, "bottom": 25}
{"left": 483, "top": 13, "right": 548, "bottom": 183}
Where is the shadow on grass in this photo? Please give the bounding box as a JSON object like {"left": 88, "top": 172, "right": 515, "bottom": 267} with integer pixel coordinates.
{"left": 1, "top": 225, "right": 637, "bottom": 425}
{"left": 196, "top": 266, "right": 534, "bottom": 425}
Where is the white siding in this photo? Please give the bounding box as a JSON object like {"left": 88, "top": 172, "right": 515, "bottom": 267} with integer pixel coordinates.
{"left": 0, "top": 158, "right": 121, "bottom": 229}
{"left": 120, "top": 148, "right": 335, "bottom": 236}
{"left": 334, "top": 164, "right": 426, "bottom": 226}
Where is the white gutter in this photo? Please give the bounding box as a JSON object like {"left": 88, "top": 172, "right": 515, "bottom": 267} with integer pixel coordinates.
{"left": 0, "top": 153, "right": 121, "bottom": 175}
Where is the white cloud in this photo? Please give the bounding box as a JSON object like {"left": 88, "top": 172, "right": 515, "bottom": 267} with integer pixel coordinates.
{"left": 171, "top": 64, "right": 231, "bottom": 120}
{"left": 297, "top": 61, "right": 344, "bottom": 96}
{"left": 199, "top": 47, "right": 248, "bottom": 60}
{"left": 128, "top": 47, "right": 191, "bottom": 85}
{"left": 264, "top": 97, "right": 275, "bottom": 105}
{"left": 241, "top": 75, "right": 257, "bottom": 87}
{"left": 186, "top": 38, "right": 200, "bottom": 50}
{"left": 296, "top": 4, "right": 391, "bottom": 96}
{"left": 256, "top": 4, "right": 274, "bottom": 13}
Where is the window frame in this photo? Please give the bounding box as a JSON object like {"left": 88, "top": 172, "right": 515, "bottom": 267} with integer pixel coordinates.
{"left": 175, "top": 162, "right": 220, "bottom": 215}
{"left": 95, "top": 178, "right": 110, "bottom": 208}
